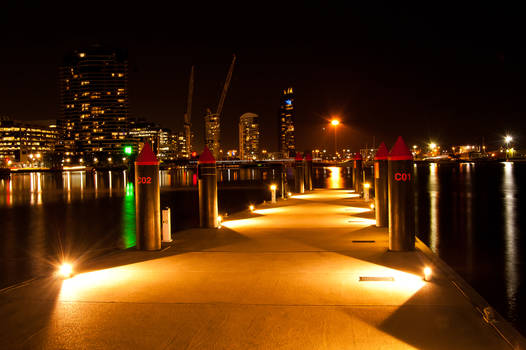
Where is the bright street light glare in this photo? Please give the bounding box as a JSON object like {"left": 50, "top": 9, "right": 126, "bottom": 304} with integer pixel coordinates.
{"left": 505, "top": 135, "right": 513, "bottom": 143}
{"left": 331, "top": 119, "right": 340, "bottom": 126}
{"left": 57, "top": 263, "right": 73, "bottom": 279}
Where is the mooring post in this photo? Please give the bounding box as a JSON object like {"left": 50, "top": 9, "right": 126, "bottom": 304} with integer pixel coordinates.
{"left": 304, "top": 152, "right": 313, "bottom": 191}
{"left": 353, "top": 153, "right": 363, "bottom": 196}
{"left": 198, "top": 147, "right": 218, "bottom": 228}
{"left": 374, "top": 142, "right": 389, "bottom": 227}
{"left": 388, "top": 136, "right": 415, "bottom": 251}
{"left": 280, "top": 164, "right": 287, "bottom": 199}
{"left": 294, "top": 152, "right": 304, "bottom": 193}
{"left": 134, "top": 142, "right": 161, "bottom": 250}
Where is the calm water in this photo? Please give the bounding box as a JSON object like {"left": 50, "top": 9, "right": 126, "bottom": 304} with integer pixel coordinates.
{"left": 0, "top": 163, "right": 524, "bottom": 335}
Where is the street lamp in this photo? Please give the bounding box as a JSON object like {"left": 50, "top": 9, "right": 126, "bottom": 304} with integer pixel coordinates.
{"left": 505, "top": 135, "right": 513, "bottom": 160}
{"left": 330, "top": 119, "right": 340, "bottom": 158}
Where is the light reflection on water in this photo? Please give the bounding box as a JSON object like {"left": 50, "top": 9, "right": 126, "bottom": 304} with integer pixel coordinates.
{"left": 326, "top": 166, "right": 343, "bottom": 189}
{"left": 502, "top": 162, "right": 518, "bottom": 317}
{"left": 428, "top": 163, "right": 439, "bottom": 253}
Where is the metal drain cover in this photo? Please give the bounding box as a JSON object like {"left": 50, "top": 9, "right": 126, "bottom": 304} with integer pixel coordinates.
{"left": 359, "top": 276, "right": 395, "bottom": 282}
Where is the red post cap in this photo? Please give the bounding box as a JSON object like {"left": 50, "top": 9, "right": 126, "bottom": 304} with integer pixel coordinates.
{"left": 135, "top": 142, "right": 159, "bottom": 165}
{"left": 354, "top": 153, "right": 363, "bottom": 161}
{"left": 305, "top": 153, "right": 313, "bottom": 161}
{"left": 295, "top": 152, "right": 303, "bottom": 161}
{"left": 389, "top": 136, "right": 413, "bottom": 161}
{"left": 198, "top": 147, "right": 216, "bottom": 164}
{"left": 374, "top": 142, "right": 389, "bottom": 160}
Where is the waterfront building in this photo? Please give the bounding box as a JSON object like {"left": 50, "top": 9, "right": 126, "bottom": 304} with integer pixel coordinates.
{"left": 0, "top": 118, "right": 59, "bottom": 164}
{"left": 128, "top": 118, "right": 177, "bottom": 161}
{"left": 204, "top": 108, "right": 221, "bottom": 159}
{"left": 278, "top": 87, "right": 295, "bottom": 158}
{"left": 175, "top": 131, "right": 189, "bottom": 159}
{"left": 58, "top": 47, "right": 130, "bottom": 161}
{"left": 238, "top": 113, "right": 260, "bottom": 160}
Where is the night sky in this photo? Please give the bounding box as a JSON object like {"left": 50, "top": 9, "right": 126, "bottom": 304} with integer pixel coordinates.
{"left": 1, "top": 2, "right": 525, "bottom": 152}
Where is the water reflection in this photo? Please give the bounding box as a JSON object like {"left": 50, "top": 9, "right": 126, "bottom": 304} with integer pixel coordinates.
{"left": 428, "top": 163, "right": 439, "bottom": 253}
{"left": 326, "top": 167, "right": 343, "bottom": 189}
{"left": 121, "top": 182, "right": 136, "bottom": 249}
{"left": 502, "top": 162, "right": 518, "bottom": 317}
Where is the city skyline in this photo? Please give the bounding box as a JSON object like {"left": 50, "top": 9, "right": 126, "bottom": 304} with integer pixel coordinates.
{"left": 1, "top": 3, "right": 524, "bottom": 152}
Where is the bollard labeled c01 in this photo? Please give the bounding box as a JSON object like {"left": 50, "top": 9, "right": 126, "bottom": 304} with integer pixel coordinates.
{"left": 388, "top": 136, "right": 414, "bottom": 251}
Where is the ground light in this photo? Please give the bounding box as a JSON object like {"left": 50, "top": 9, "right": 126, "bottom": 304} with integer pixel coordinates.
{"left": 249, "top": 205, "right": 255, "bottom": 212}
{"left": 57, "top": 263, "right": 73, "bottom": 279}
{"left": 424, "top": 267, "right": 432, "bottom": 281}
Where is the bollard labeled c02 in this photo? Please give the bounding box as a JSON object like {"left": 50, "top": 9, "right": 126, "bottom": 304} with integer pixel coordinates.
{"left": 135, "top": 142, "right": 161, "bottom": 251}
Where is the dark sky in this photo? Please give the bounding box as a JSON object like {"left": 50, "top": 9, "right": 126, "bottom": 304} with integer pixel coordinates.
{"left": 1, "top": 2, "right": 525, "bottom": 152}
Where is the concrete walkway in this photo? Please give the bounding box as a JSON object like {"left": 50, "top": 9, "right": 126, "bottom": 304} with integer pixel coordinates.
{"left": 0, "top": 189, "right": 520, "bottom": 349}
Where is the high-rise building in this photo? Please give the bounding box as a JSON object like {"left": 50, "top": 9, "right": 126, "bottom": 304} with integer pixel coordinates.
{"left": 0, "top": 117, "right": 59, "bottom": 163}
{"left": 128, "top": 118, "right": 177, "bottom": 161}
{"left": 204, "top": 108, "right": 221, "bottom": 159}
{"left": 278, "top": 87, "right": 295, "bottom": 158}
{"left": 59, "top": 47, "right": 130, "bottom": 160}
{"left": 239, "top": 113, "right": 259, "bottom": 160}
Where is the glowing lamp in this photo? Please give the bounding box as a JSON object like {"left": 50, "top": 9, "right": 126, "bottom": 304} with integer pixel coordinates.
{"left": 287, "top": 192, "right": 292, "bottom": 197}
{"left": 57, "top": 263, "right": 73, "bottom": 279}
{"left": 363, "top": 183, "right": 370, "bottom": 189}
{"left": 331, "top": 119, "right": 340, "bottom": 126}
{"left": 217, "top": 216, "right": 223, "bottom": 228}
{"left": 423, "top": 267, "right": 432, "bottom": 281}
{"left": 124, "top": 146, "right": 133, "bottom": 155}
{"left": 249, "top": 205, "right": 255, "bottom": 212}
{"left": 270, "top": 184, "right": 277, "bottom": 191}
{"left": 370, "top": 203, "right": 375, "bottom": 210}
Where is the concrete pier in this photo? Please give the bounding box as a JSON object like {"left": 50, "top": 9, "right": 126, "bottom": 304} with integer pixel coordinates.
{"left": 0, "top": 189, "right": 523, "bottom": 349}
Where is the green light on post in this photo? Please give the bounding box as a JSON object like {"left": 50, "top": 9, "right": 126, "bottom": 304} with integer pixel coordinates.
{"left": 124, "top": 146, "right": 133, "bottom": 155}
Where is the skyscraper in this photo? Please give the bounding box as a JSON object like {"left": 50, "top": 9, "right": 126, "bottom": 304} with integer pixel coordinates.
{"left": 59, "top": 47, "right": 129, "bottom": 161}
{"left": 278, "top": 87, "right": 295, "bottom": 158}
{"left": 204, "top": 108, "right": 221, "bottom": 159}
{"left": 239, "top": 113, "right": 259, "bottom": 160}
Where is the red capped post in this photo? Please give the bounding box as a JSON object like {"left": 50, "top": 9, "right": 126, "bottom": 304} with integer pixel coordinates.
{"left": 304, "top": 152, "right": 313, "bottom": 191}
{"left": 374, "top": 142, "right": 389, "bottom": 227}
{"left": 134, "top": 142, "right": 161, "bottom": 250}
{"left": 294, "top": 152, "right": 305, "bottom": 193}
{"left": 388, "top": 136, "right": 414, "bottom": 251}
{"left": 198, "top": 147, "right": 219, "bottom": 228}
{"left": 353, "top": 153, "right": 363, "bottom": 196}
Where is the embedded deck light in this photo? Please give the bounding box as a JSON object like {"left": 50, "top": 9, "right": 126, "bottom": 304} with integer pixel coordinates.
{"left": 57, "top": 263, "right": 73, "bottom": 279}
{"left": 423, "top": 267, "right": 432, "bottom": 281}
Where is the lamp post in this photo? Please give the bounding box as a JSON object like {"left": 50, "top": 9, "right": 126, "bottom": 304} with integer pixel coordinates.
{"left": 505, "top": 135, "right": 513, "bottom": 161}
{"left": 331, "top": 119, "right": 340, "bottom": 159}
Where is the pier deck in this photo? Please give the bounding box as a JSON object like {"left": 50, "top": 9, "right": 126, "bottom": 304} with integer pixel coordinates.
{"left": 1, "top": 189, "right": 521, "bottom": 349}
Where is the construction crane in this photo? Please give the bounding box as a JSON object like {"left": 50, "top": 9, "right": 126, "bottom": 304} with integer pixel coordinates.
{"left": 183, "top": 66, "right": 194, "bottom": 156}
{"left": 204, "top": 54, "right": 236, "bottom": 158}
{"left": 216, "top": 54, "right": 236, "bottom": 117}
